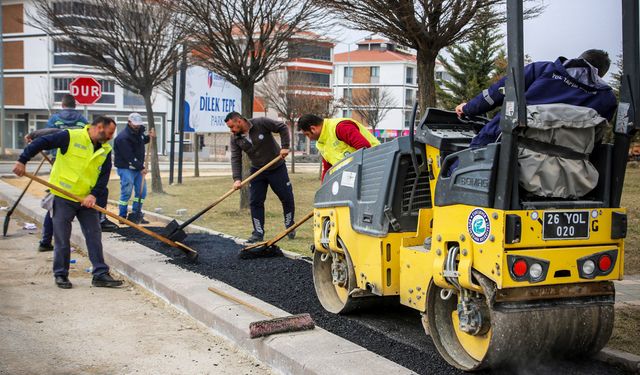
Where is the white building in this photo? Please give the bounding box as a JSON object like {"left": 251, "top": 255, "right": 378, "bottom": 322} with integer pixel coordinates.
{"left": 333, "top": 36, "right": 418, "bottom": 136}
{"left": 1, "top": 1, "right": 172, "bottom": 153}
{"left": 334, "top": 36, "right": 451, "bottom": 137}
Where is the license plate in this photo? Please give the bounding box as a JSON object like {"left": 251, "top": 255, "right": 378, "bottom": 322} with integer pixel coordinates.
{"left": 543, "top": 211, "right": 589, "bottom": 240}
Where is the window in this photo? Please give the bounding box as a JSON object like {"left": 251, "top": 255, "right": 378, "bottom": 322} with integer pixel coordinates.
{"left": 3, "top": 114, "right": 28, "bottom": 149}
{"left": 370, "top": 87, "right": 380, "bottom": 99}
{"left": 53, "top": 77, "right": 116, "bottom": 104}
{"left": 36, "top": 114, "right": 50, "bottom": 130}
{"left": 370, "top": 66, "right": 380, "bottom": 83}
{"left": 405, "top": 89, "right": 415, "bottom": 107}
{"left": 288, "top": 43, "right": 331, "bottom": 61}
{"left": 404, "top": 110, "right": 414, "bottom": 128}
{"left": 53, "top": 41, "right": 113, "bottom": 66}
{"left": 344, "top": 67, "right": 353, "bottom": 84}
{"left": 287, "top": 71, "right": 331, "bottom": 87}
{"left": 53, "top": 2, "right": 107, "bottom": 27}
{"left": 406, "top": 66, "right": 415, "bottom": 84}
{"left": 343, "top": 88, "right": 353, "bottom": 101}
{"left": 342, "top": 109, "right": 352, "bottom": 118}
{"left": 124, "top": 89, "right": 145, "bottom": 107}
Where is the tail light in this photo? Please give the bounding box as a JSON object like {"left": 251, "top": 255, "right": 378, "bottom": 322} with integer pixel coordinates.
{"left": 507, "top": 255, "right": 549, "bottom": 283}
{"left": 577, "top": 250, "right": 618, "bottom": 279}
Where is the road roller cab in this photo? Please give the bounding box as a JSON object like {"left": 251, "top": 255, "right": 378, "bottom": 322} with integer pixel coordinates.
{"left": 311, "top": 0, "right": 639, "bottom": 371}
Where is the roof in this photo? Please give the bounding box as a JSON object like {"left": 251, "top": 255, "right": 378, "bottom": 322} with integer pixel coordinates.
{"left": 334, "top": 49, "right": 417, "bottom": 63}
{"left": 356, "top": 38, "right": 387, "bottom": 45}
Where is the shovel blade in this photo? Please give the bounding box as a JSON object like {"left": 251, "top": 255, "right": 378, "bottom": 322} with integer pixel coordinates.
{"left": 2, "top": 215, "right": 10, "bottom": 237}
{"left": 164, "top": 219, "right": 187, "bottom": 242}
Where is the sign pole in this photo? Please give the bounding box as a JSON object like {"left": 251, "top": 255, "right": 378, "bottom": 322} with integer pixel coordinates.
{"left": 84, "top": 105, "right": 88, "bottom": 121}
{"left": 177, "top": 46, "right": 187, "bottom": 185}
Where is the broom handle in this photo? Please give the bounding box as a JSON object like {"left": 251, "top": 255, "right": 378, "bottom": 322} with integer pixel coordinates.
{"left": 178, "top": 155, "right": 283, "bottom": 229}
{"left": 243, "top": 210, "right": 314, "bottom": 251}
{"left": 22, "top": 172, "right": 187, "bottom": 250}
{"left": 208, "top": 286, "right": 275, "bottom": 318}
{"left": 6, "top": 153, "right": 49, "bottom": 216}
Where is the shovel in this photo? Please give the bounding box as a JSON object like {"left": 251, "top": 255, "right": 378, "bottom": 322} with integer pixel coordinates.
{"left": 208, "top": 286, "right": 315, "bottom": 338}
{"left": 22, "top": 172, "right": 198, "bottom": 260}
{"left": 164, "top": 155, "right": 283, "bottom": 242}
{"left": 3, "top": 152, "right": 53, "bottom": 237}
{"left": 241, "top": 210, "right": 314, "bottom": 255}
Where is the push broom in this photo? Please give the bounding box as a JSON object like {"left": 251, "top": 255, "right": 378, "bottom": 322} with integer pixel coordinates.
{"left": 22, "top": 172, "right": 198, "bottom": 260}
{"left": 208, "top": 286, "right": 315, "bottom": 338}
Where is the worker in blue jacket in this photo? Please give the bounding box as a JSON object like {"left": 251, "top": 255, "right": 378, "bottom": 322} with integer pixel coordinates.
{"left": 455, "top": 49, "right": 617, "bottom": 148}
{"left": 113, "top": 113, "right": 155, "bottom": 224}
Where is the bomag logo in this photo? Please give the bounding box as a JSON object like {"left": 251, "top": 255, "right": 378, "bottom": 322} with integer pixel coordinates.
{"left": 457, "top": 176, "right": 489, "bottom": 189}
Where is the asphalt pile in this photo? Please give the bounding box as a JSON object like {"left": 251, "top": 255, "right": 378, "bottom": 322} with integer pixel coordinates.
{"left": 115, "top": 228, "right": 627, "bottom": 375}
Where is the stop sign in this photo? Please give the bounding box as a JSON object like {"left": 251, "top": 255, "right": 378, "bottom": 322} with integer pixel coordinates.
{"left": 69, "top": 76, "right": 102, "bottom": 105}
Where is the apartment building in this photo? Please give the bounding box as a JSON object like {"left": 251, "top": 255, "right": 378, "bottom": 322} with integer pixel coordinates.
{"left": 334, "top": 36, "right": 450, "bottom": 138}
{"left": 253, "top": 31, "right": 334, "bottom": 155}
{"left": 2, "top": 1, "right": 171, "bottom": 153}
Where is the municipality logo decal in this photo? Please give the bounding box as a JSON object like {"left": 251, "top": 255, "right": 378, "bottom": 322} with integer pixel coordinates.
{"left": 468, "top": 208, "right": 490, "bottom": 243}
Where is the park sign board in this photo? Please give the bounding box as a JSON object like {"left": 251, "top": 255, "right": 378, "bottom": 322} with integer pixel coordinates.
{"left": 183, "top": 66, "right": 242, "bottom": 133}
{"left": 69, "top": 76, "right": 102, "bottom": 105}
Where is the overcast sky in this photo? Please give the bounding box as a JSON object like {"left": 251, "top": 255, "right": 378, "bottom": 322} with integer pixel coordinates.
{"left": 332, "top": 0, "right": 623, "bottom": 78}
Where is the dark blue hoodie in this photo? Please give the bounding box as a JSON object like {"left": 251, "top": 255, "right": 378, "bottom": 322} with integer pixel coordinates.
{"left": 463, "top": 57, "right": 618, "bottom": 148}
{"left": 113, "top": 125, "right": 150, "bottom": 170}
{"left": 46, "top": 109, "right": 88, "bottom": 129}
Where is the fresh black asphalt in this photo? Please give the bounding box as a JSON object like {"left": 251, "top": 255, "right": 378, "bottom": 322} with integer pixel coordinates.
{"left": 115, "top": 227, "right": 628, "bottom": 375}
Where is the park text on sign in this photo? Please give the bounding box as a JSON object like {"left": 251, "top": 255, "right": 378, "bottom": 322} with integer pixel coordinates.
{"left": 69, "top": 77, "right": 102, "bottom": 105}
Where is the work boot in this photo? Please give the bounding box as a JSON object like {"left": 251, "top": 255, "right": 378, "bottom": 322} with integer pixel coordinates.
{"left": 92, "top": 273, "right": 124, "bottom": 288}
{"left": 55, "top": 275, "right": 72, "bottom": 289}
{"left": 100, "top": 219, "right": 118, "bottom": 232}
{"left": 127, "top": 212, "right": 149, "bottom": 224}
{"left": 38, "top": 242, "right": 54, "bottom": 252}
{"left": 246, "top": 233, "right": 264, "bottom": 243}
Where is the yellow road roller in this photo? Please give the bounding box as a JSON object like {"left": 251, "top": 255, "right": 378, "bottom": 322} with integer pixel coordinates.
{"left": 311, "top": 0, "right": 638, "bottom": 370}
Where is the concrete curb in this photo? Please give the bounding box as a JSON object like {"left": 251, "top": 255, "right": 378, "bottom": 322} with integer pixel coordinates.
{"left": 0, "top": 180, "right": 414, "bottom": 375}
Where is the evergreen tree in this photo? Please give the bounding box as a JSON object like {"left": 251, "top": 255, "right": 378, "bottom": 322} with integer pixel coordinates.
{"left": 436, "top": 9, "right": 504, "bottom": 111}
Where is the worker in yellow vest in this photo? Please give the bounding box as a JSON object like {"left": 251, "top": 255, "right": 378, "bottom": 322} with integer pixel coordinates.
{"left": 297, "top": 114, "right": 380, "bottom": 180}
{"left": 13, "top": 116, "right": 123, "bottom": 289}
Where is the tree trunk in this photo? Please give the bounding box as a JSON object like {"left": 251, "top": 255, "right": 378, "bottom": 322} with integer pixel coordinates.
{"left": 239, "top": 84, "right": 255, "bottom": 210}
{"left": 416, "top": 50, "right": 438, "bottom": 111}
{"left": 194, "top": 133, "right": 200, "bottom": 177}
{"left": 290, "top": 122, "right": 295, "bottom": 174}
{"left": 143, "top": 93, "right": 164, "bottom": 194}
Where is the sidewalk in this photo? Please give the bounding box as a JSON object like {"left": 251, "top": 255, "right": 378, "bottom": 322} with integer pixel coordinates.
{"left": 616, "top": 275, "right": 640, "bottom": 306}
{"left": 0, "top": 219, "right": 271, "bottom": 375}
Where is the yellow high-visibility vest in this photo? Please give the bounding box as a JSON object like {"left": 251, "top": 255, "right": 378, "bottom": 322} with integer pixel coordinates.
{"left": 315, "top": 118, "right": 380, "bottom": 165}
{"left": 49, "top": 126, "right": 111, "bottom": 201}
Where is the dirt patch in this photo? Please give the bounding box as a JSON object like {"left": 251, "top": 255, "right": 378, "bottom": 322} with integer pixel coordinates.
{"left": 609, "top": 306, "right": 640, "bottom": 356}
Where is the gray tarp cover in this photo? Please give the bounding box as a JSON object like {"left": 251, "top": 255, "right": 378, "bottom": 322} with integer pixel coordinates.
{"left": 518, "top": 104, "right": 607, "bottom": 198}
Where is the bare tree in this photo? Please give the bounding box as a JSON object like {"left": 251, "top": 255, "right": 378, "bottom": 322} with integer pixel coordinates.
{"left": 344, "top": 88, "right": 396, "bottom": 132}
{"left": 30, "top": 0, "right": 188, "bottom": 194}
{"left": 178, "top": 0, "right": 329, "bottom": 208}
{"left": 319, "top": 0, "right": 543, "bottom": 109}
{"left": 257, "top": 71, "right": 335, "bottom": 173}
